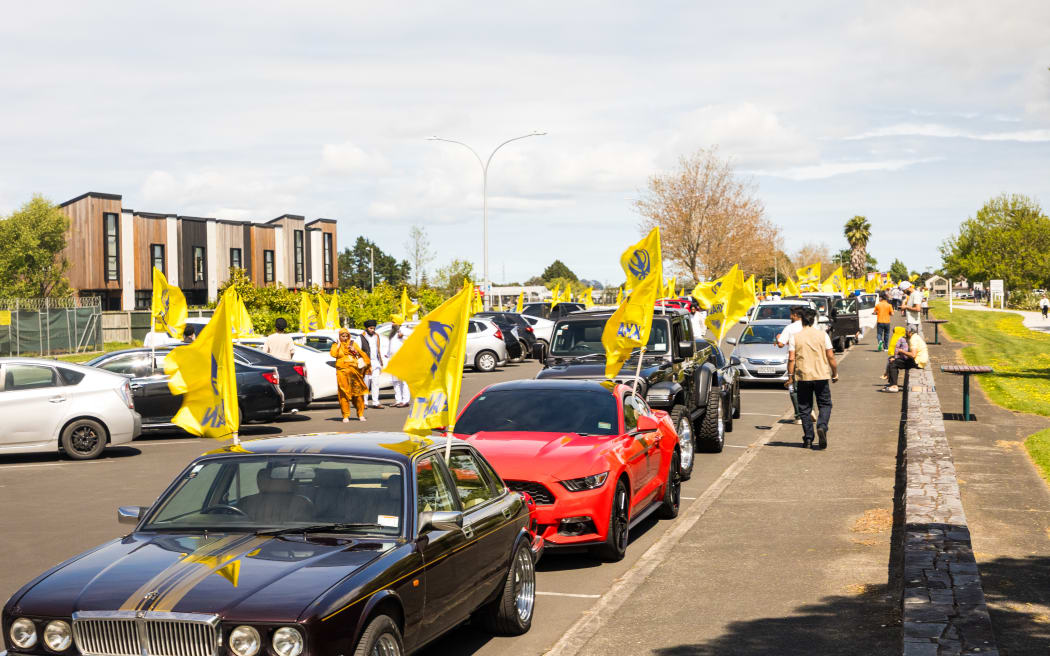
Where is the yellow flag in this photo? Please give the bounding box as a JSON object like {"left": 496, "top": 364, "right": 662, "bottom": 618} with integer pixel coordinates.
{"left": 615, "top": 287, "right": 623, "bottom": 306}
{"left": 550, "top": 284, "right": 560, "bottom": 309}
{"left": 797, "top": 263, "right": 821, "bottom": 291}
{"left": 705, "top": 267, "right": 752, "bottom": 345}
{"left": 515, "top": 291, "right": 524, "bottom": 313}
{"left": 887, "top": 326, "right": 906, "bottom": 356}
{"left": 561, "top": 286, "right": 573, "bottom": 303}
{"left": 317, "top": 294, "right": 330, "bottom": 327}
{"left": 582, "top": 286, "right": 594, "bottom": 309}
{"left": 865, "top": 277, "right": 877, "bottom": 293}
{"left": 744, "top": 274, "right": 756, "bottom": 301}
{"left": 152, "top": 267, "right": 188, "bottom": 339}
{"left": 783, "top": 276, "right": 801, "bottom": 297}
{"left": 692, "top": 265, "right": 738, "bottom": 308}
{"left": 385, "top": 281, "right": 473, "bottom": 436}
{"left": 325, "top": 290, "right": 340, "bottom": 329}
{"left": 225, "top": 288, "right": 256, "bottom": 338}
{"left": 299, "top": 293, "right": 319, "bottom": 332}
{"left": 821, "top": 266, "right": 844, "bottom": 293}
{"left": 163, "top": 296, "right": 240, "bottom": 440}
{"left": 909, "top": 273, "right": 919, "bottom": 282}
{"left": 602, "top": 227, "right": 662, "bottom": 380}
{"left": 471, "top": 288, "right": 483, "bottom": 314}
{"left": 399, "top": 287, "right": 420, "bottom": 321}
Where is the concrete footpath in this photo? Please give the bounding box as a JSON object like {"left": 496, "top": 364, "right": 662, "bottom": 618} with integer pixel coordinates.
{"left": 929, "top": 324, "right": 1050, "bottom": 654}
{"left": 949, "top": 302, "right": 1050, "bottom": 334}
{"left": 569, "top": 333, "right": 903, "bottom": 655}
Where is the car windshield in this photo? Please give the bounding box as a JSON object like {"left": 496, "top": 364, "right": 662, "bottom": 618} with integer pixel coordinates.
{"left": 739, "top": 325, "right": 783, "bottom": 344}
{"left": 550, "top": 319, "right": 669, "bottom": 356}
{"left": 805, "top": 297, "right": 829, "bottom": 314}
{"left": 752, "top": 305, "right": 800, "bottom": 321}
{"left": 142, "top": 456, "right": 404, "bottom": 535}
{"left": 834, "top": 297, "right": 858, "bottom": 313}
{"left": 456, "top": 389, "right": 619, "bottom": 435}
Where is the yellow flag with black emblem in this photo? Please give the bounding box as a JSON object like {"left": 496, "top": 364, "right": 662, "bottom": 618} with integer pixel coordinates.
{"left": 385, "top": 281, "right": 473, "bottom": 437}
{"left": 692, "top": 265, "right": 738, "bottom": 308}
{"left": 151, "top": 267, "right": 188, "bottom": 340}
{"left": 705, "top": 267, "right": 752, "bottom": 345}
{"left": 163, "top": 296, "right": 239, "bottom": 441}
{"left": 601, "top": 227, "right": 662, "bottom": 380}
{"left": 782, "top": 276, "right": 801, "bottom": 297}
{"left": 797, "top": 263, "right": 821, "bottom": 291}
{"left": 299, "top": 293, "right": 319, "bottom": 332}
{"left": 822, "top": 266, "right": 845, "bottom": 294}
{"left": 325, "top": 291, "right": 341, "bottom": 329}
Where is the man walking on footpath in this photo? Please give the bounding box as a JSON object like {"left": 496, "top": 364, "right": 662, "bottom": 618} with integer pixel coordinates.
{"left": 776, "top": 305, "right": 805, "bottom": 424}
{"left": 900, "top": 281, "right": 923, "bottom": 333}
{"left": 874, "top": 292, "right": 893, "bottom": 351}
{"left": 1040, "top": 294, "right": 1049, "bottom": 320}
{"left": 263, "top": 317, "right": 295, "bottom": 361}
{"left": 359, "top": 319, "right": 385, "bottom": 409}
{"left": 385, "top": 320, "right": 410, "bottom": 407}
{"left": 786, "top": 308, "right": 838, "bottom": 450}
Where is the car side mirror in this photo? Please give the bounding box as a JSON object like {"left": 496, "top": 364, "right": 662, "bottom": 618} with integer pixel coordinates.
{"left": 738, "top": 317, "right": 748, "bottom": 324}
{"left": 418, "top": 510, "right": 464, "bottom": 533}
{"left": 726, "top": 337, "right": 737, "bottom": 345}
{"left": 636, "top": 415, "right": 660, "bottom": 432}
{"left": 678, "top": 341, "right": 694, "bottom": 357}
{"left": 117, "top": 506, "right": 146, "bottom": 525}
{"left": 729, "top": 355, "right": 742, "bottom": 367}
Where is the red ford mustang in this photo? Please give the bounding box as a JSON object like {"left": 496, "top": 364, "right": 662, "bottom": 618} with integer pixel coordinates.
{"left": 452, "top": 379, "right": 681, "bottom": 561}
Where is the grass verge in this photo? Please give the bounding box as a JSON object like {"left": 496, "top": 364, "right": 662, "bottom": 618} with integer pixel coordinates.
{"left": 1025, "top": 428, "right": 1050, "bottom": 485}
{"left": 55, "top": 341, "right": 140, "bottom": 363}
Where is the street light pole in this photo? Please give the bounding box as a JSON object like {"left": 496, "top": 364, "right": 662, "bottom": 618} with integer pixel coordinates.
{"left": 428, "top": 131, "right": 546, "bottom": 309}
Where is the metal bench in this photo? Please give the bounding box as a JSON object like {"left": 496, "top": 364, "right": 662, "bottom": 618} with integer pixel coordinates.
{"left": 926, "top": 319, "right": 948, "bottom": 344}
{"left": 939, "top": 365, "right": 993, "bottom": 421}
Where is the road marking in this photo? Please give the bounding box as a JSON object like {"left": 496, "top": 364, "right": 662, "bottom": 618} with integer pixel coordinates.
{"left": 681, "top": 496, "right": 697, "bottom": 500}
{"left": 724, "top": 444, "right": 749, "bottom": 449}
{"left": 537, "top": 592, "right": 602, "bottom": 599}
{"left": 741, "top": 389, "right": 792, "bottom": 394}
{"left": 0, "top": 460, "right": 114, "bottom": 470}
{"left": 740, "top": 412, "right": 782, "bottom": 416}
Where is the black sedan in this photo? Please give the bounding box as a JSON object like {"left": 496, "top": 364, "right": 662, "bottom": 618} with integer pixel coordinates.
{"left": 1, "top": 434, "right": 540, "bottom": 656}
{"left": 475, "top": 312, "right": 539, "bottom": 360}
{"left": 231, "top": 344, "right": 312, "bottom": 411}
{"left": 86, "top": 348, "right": 284, "bottom": 429}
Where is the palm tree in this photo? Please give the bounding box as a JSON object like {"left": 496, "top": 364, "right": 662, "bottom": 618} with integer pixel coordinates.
{"left": 844, "top": 215, "right": 872, "bottom": 279}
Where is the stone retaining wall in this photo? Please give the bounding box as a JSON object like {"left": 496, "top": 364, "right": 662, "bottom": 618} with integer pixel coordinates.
{"left": 901, "top": 367, "right": 998, "bottom": 655}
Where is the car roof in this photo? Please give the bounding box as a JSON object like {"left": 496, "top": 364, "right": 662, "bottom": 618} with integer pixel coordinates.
{"left": 748, "top": 319, "right": 791, "bottom": 326}
{"left": 0, "top": 357, "right": 97, "bottom": 372}
{"left": 558, "top": 307, "right": 689, "bottom": 320}
{"left": 481, "top": 379, "right": 617, "bottom": 394}
{"left": 202, "top": 432, "right": 466, "bottom": 464}
{"left": 755, "top": 299, "right": 810, "bottom": 306}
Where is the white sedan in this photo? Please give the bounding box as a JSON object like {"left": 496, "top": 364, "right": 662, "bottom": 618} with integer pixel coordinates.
{"left": 0, "top": 358, "right": 141, "bottom": 460}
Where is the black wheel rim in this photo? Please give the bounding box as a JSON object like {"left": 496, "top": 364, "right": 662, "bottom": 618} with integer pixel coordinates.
{"left": 614, "top": 485, "right": 629, "bottom": 552}
{"left": 70, "top": 425, "right": 100, "bottom": 455}
{"left": 669, "top": 454, "right": 681, "bottom": 510}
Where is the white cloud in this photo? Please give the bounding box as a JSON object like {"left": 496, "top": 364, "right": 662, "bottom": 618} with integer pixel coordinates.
{"left": 139, "top": 169, "right": 312, "bottom": 219}
{"left": 843, "top": 123, "right": 1050, "bottom": 142}
{"left": 669, "top": 103, "right": 819, "bottom": 168}
{"left": 319, "top": 141, "right": 389, "bottom": 175}
{"left": 752, "top": 157, "right": 940, "bottom": 181}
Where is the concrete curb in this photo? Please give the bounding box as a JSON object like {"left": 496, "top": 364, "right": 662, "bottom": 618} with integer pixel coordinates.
{"left": 901, "top": 367, "right": 999, "bottom": 655}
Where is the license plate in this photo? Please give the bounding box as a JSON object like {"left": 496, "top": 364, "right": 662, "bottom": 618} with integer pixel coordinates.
{"left": 756, "top": 366, "right": 777, "bottom": 374}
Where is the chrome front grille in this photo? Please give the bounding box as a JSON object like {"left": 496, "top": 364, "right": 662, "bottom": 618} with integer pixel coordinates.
{"left": 72, "top": 611, "right": 219, "bottom": 656}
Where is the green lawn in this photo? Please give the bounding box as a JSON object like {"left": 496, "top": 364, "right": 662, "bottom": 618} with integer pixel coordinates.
{"left": 55, "top": 341, "right": 140, "bottom": 363}
{"left": 930, "top": 300, "right": 1050, "bottom": 417}
{"left": 1026, "top": 428, "right": 1050, "bottom": 485}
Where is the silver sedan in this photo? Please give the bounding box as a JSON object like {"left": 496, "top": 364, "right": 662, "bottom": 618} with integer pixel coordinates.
{"left": 726, "top": 320, "right": 792, "bottom": 383}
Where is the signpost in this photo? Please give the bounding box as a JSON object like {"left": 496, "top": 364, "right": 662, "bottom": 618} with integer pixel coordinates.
{"left": 990, "top": 279, "right": 1004, "bottom": 309}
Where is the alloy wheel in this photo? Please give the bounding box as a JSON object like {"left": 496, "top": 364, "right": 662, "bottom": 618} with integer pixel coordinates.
{"left": 676, "top": 417, "right": 694, "bottom": 472}
{"left": 613, "top": 486, "right": 629, "bottom": 552}
{"left": 371, "top": 634, "right": 401, "bottom": 656}
{"left": 70, "top": 425, "right": 100, "bottom": 455}
{"left": 513, "top": 547, "right": 536, "bottom": 622}
{"left": 716, "top": 396, "right": 725, "bottom": 445}
{"left": 669, "top": 453, "right": 681, "bottom": 509}
{"left": 479, "top": 353, "right": 496, "bottom": 370}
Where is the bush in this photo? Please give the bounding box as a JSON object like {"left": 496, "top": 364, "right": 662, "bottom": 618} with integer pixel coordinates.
{"left": 1008, "top": 290, "right": 1041, "bottom": 311}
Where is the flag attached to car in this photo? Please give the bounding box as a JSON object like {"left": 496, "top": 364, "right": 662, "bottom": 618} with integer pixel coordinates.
{"left": 152, "top": 267, "right": 188, "bottom": 340}
{"left": 705, "top": 267, "right": 752, "bottom": 345}
{"left": 299, "top": 293, "right": 319, "bottom": 332}
{"left": 601, "top": 227, "right": 662, "bottom": 380}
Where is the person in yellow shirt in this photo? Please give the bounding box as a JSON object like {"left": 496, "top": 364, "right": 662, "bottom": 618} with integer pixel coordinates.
{"left": 330, "top": 328, "right": 371, "bottom": 422}
{"left": 881, "top": 326, "right": 928, "bottom": 393}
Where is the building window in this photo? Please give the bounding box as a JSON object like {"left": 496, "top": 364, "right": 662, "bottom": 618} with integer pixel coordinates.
{"left": 230, "top": 247, "right": 242, "bottom": 270}
{"left": 323, "top": 233, "right": 333, "bottom": 283}
{"left": 194, "top": 247, "right": 205, "bottom": 282}
{"left": 264, "top": 250, "right": 274, "bottom": 283}
{"left": 104, "top": 213, "right": 119, "bottom": 281}
{"left": 294, "top": 230, "right": 304, "bottom": 284}
{"left": 135, "top": 290, "right": 151, "bottom": 310}
{"left": 151, "top": 244, "right": 165, "bottom": 275}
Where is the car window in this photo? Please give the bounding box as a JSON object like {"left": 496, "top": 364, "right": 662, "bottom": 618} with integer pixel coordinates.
{"left": 467, "top": 321, "right": 479, "bottom": 334}
{"left": 739, "top": 325, "right": 782, "bottom": 344}
{"left": 3, "top": 364, "right": 59, "bottom": 391}
{"left": 96, "top": 353, "right": 153, "bottom": 377}
{"left": 835, "top": 297, "right": 858, "bottom": 313}
{"left": 623, "top": 394, "right": 638, "bottom": 431}
{"left": 417, "top": 456, "right": 456, "bottom": 514}
{"left": 455, "top": 389, "right": 618, "bottom": 436}
{"left": 706, "top": 342, "right": 727, "bottom": 368}
{"left": 57, "top": 366, "right": 86, "bottom": 385}
{"left": 446, "top": 450, "right": 496, "bottom": 509}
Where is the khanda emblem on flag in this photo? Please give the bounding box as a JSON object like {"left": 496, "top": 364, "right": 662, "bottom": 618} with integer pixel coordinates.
{"left": 627, "top": 249, "right": 651, "bottom": 280}
{"left": 617, "top": 321, "right": 641, "bottom": 340}
{"left": 424, "top": 320, "right": 453, "bottom": 377}
{"left": 201, "top": 356, "right": 227, "bottom": 429}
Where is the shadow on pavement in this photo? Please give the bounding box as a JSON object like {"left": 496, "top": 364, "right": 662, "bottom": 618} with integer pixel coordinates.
{"left": 976, "top": 554, "right": 1050, "bottom": 653}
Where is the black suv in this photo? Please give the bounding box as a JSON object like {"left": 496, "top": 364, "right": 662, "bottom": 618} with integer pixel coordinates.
{"left": 795, "top": 293, "right": 860, "bottom": 352}
{"left": 536, "top": 307, "right": 740, "bottom": 480}
{"left": 475, "top": 311, "right": 539, "bottom": 360}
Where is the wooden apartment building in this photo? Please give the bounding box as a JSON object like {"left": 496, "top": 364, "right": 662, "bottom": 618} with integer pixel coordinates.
{"left": 58, "top": 192, "right": 337, "bottom": 310}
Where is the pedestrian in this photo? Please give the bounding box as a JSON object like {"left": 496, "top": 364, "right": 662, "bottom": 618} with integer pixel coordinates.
{"left": 182, "top": 324, "right": 196, "bottom": 344}
{"left": 874, "top": 292, "right": 893, "bottom": 352}
{"left": 900, "top": 281, "right": 923, "bottom": 333}
{"left": 331, "top": 327, "right": 370, "bottom": 422}
{"left": 263, "top": 317, "right": 295, "bottom": 361}
{"left": 786, "top": 307, "right": 838, "bottom": 450}
{"left": 921, "top": 289, "right": 930, "bottom": 320}
{"left": 1040, "top": 294, "right": 1049, "bottom": 320}
{"left": 881, "top": 328, "right": 910, "bottom": 384}
{"left": 880, "top": 325, "right": 928, "bottom": 393}
{"left": 386, "top": 318, "right": 410, "bottom": 408}
{"left": 358, "top": 319, "right": 385, "bottom": 409}
{"left": 689, "top": 300, "right": 707, "bottom": 339}
{"left": 775, "top": 305, "right": 805, "bottom": 424}
{"left": 143, "top": 327, "right": 178, "bottom": 348}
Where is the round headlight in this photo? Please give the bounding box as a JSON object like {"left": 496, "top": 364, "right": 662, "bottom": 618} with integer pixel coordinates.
{"left": 229, "top": 626, "right": 261, "bottom": 656}
{"left": 44, "top": 620, "right": 72, "bottom": 652}
{"left": 272, "top": 627, "right": 304, "bottom": 656}
{"left": 10, "top": 617, "right": 38, "bottom": 649}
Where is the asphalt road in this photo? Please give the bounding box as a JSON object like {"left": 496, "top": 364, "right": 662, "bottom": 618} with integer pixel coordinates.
{"left": 0, "top": 337, "right": 799, "bottom": 655}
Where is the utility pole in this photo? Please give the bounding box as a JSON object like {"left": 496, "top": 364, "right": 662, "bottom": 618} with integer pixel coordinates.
{"left": 370, "top": 246, "right": 375, "bottom": 291}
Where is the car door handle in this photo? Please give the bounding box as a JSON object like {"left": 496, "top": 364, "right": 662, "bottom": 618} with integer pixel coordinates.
{"left": 462, "top": 524, "right": 475, "bottom": 539}
{"left": 502, "top": 507, "right": 513, "bottom": 520}
{"left": 48, "top": 395, "right": 66, "bottom": 403}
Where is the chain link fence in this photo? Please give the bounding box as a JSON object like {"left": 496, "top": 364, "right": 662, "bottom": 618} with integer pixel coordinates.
{"left": 0, "top": 297, "right": 103, "bottom": 357}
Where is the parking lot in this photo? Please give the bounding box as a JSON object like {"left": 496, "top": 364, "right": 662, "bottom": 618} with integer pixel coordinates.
{"left": 0, "top": 330, "right": 803, "bottom": 655}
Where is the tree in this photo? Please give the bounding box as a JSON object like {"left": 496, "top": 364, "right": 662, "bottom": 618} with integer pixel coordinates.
{"left": 843, "top": 215, "right": 872, "bottom": 279}
{"left": 940, "top": 193, "right": 1050, "bottom": 290}
{"left": 790, "top": 242, "right": 835, "bottom": 277}
{"left": 404, "top": 225, "right": 434, "bottom": 287}
{"left": 0, "top": 195, "right": 72, "bottom": 298}
{"left": 889, "top": 259, "right": 909, "bottom": 282}
{"left": 541, "top": 260, "right": 578, "bottom": 282}
{"left": 338, "top": 237, "right": 410, "bottom": 289}
{"left": 834, "top": 248, "right": 878, "bottom": 273}
{"left": 433, "top": 259, "right": 475, "bottom": 295}
{"left": 635, "top": 147, "right": 781, "bottom": 280}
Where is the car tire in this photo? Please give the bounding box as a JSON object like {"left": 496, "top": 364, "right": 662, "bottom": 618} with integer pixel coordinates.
{"left": 656, "top": 450, "right": 681, "bottom": 519}
{"left": 669, "top": 404, "right": 694, "bottom": 481}
{"left": 518, "top": 339, "right": 530, "bottom": 361}
{"left": 732, "top": 385, "right": 741, "bottom": 419}
{"left": 479, "top": 542, "right": 535, "bottom": 635}
{"left": 591, "top": 478, "right": 629, "bottom": 562}
{"left": 536, "top": 339, "right": 549, "bottom": 359}
{"left": 474, "top": 350, "right": 498, "bottom": 373}
{"left": 833, "top": 336, "right": 845, "bottom": 353}
{"left": 352, "top": 615, "right": 404, "bottom": 656}
{"left": 60, "top": 419, "right": 107, "bottom": 460}
{"left": 724, "top": 392, "right": 734, "bottom": 433}
{"left": 696, "top": 388, "right": 725, "bottom": 453}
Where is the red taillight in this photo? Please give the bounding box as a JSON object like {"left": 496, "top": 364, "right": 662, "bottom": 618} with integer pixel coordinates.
{"left": 293, "top": 365, "right": 305, "bottom": 377}
{"left": 525, "top": 325, "right": 534, "bottom": 333}
{"left": 262, "top": 372, "right": 279, "bottom": 385}
{"left": 494, "top": 329, "right": 503, "bottom": 340}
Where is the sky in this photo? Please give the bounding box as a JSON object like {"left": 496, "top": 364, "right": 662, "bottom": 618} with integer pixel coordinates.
{"left": 1, "top": 1, "right": 1048, "bottom": 286}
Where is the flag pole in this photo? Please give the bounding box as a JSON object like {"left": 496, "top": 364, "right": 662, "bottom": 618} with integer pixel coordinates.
{"left": 631, "top": 347, "right": 646, "bottom": 398}
{"left": 150, "top": 314, "right": 156, "bottom": 372}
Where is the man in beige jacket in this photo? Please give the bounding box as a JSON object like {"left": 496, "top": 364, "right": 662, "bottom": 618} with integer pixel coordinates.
{"left": 786, "top": 308, "right": 838, "bottom": 449}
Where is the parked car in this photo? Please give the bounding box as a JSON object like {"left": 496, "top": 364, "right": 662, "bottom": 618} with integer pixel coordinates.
{"left": 230, "top": 345, "right": 311, "bottom": 411}
{"left": 454, "top": 379, "right": 681, "bottom": 562}
{"left": 521, "top": 302, "right": 586, "bottom": 320}
{"left": 521, "top": 314, "right": 555, "bottom": 352}
{"left": 536, "top": 307, "right": 740, "bottom": 478}
{"left": 726, "top": 320, "right": 791, "bottom": 383}
{"left": 0, "top": 434, "right": 541, "bottom": 656}
{"left": 235, "top": 339, "right": 339, "bottom": 400}
{"left": 742, "top": 298, "right": 822, "bottom": 326}
{"left": 475, "top": 312, "right": 539, "bottom": 360}
{"left": 87, "top": 348, "right": 284, "bottom": 429}
{"left": 397, "top": 319, "right": 510, "bottom": 373}
{"left": 0, "top": 358, "right": 140, "bottom": 460}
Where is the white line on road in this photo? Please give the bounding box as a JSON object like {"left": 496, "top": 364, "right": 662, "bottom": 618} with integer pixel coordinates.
{"left": 680, "top": 496, "right": 697, "bottom": 500}
{"left": 537, "top": 592, "right": 602, "bottom": 599}
{"left": 740, "top": 412, "right": 783, "bottom": 416}
{"left": 724, "top": 444, "right": 749, "bottom": 449}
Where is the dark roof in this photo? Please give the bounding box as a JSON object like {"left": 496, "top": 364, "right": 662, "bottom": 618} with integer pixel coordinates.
{"left": 481, "top": 379, "right": 615, "bottom": 394}
{"left": 267, "top": 214, "right": 306, "bottom": 224}
{"left": 59, "top": 192, "right": 122, "bottom": 207}
{"left": 136, "top": 211, "right": 176, "bottom": 219}
{"left": 203, "top": 433, "right": 454, "bottom": 464}
{"left": 177, "top": 215, "right": 216, "bottom": 223}
{"left": 306, "top": 218, "right": 337, "bottom": 226}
